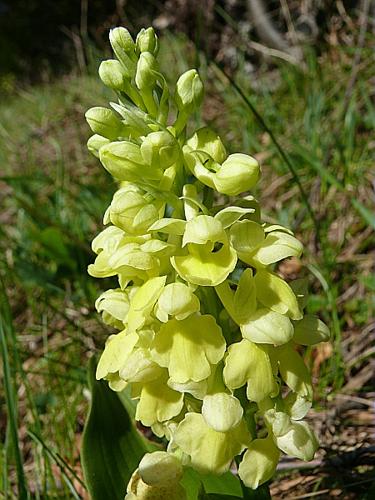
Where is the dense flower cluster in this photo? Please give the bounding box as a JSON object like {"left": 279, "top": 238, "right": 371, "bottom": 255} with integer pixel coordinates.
{"left": 86, "top": 26, "right": 330, "bottom": 497}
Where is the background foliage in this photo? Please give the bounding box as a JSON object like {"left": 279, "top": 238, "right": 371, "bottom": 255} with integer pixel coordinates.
{"left": 0, "top": 1, "right": 374, "bottom": 498}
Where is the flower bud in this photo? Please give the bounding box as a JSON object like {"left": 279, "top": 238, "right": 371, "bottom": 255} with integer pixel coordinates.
{"left": 108, "top": 185, "right": 162, "bottom": 234}
{"left": 139, "top": 452, "right": 183, "bottom": 486}
{"left": 135, "top": 52, "right": 158, "bottom": 91}
{"left": 87, "top": 134, "right": 110, "bottom": 158}
{"left": 140, "top": 131, "right": 179, "bottom": 169}
{"left": 109, "top": 27, "right": 137, "bottom": 73}
{"left": 175, "top": 69, "right": 204, "bottom": 114}
{"left": 186, "top": 127, "right": 226, "bottom": 163}
{"left": 136, "top": 27, "right": 159, "bottom": 55}
{"left": 99, "top": 141, "right": 162, "bottom": 182}
{"left": 99, "top": 59, "right": 129, "bottom": 89}
{"left": 85, "top": 107, "right": 126, "bottom": 140}
{"left": 214, "top": 153, "right": 260, "bottom": 196}
{"left": 126, "top": 468, "right": 186, "bottom": 500}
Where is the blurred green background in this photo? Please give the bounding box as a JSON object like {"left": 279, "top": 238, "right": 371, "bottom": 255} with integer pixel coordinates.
{"left": 0, "top": 1, "right": 374, "bottom": 498}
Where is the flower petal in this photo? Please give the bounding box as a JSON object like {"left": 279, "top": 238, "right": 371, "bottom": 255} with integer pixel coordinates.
{"left": 234, "top": 268, "right": 257, "bottom": 323}
{"left": 230, "top": 220, "right": 265, "bottom": 261}
{"left": 119, "top": 348, "right": 164, "bottom": 383}
{"left": 127, "top": 276, "right": 167, "bottom": 331}
{"left": 241, "top": 308, "right": 294, "bottom": 345}
{"left": 223, "top": 340, "right": 278, "bottom": 402}
{"left": 249, "top": 231, "right": 303, "bottom": 266}
{"left": 254, "top": 270, "right": 302, "bottom": 320}
{"left": 151, "top": 314, "right": 226, "bottom": 383}
{"left": 182, "top": 215, "right": 226, "bottom": 246}
{"left": 96, "top": 331, "right": 138, "bottom": 380}
{"left": 149, "top": 218, "right": 186, "bottom": 235}
{"left": 275, "top": 421, "right": 318, "bottom": 461}
{"left": 135, "top": 372, "right": 184, "bottom": 426}
{"left": 155, "top": 283, "right": 200, "bottom": 322}
{"left": 214, "top": 206, "right": 255, "bottom": 229}
{"left": 238, "top": 435, "right": 280, "bottom": 489}
{"left": 202, "top": 393, "right": 243, "bottom": 432}
{"left": 277, "top": 345, "right": 313, "bottom": 399}
{"left": 171, "top": 244, "right": 237, "bottom": 287}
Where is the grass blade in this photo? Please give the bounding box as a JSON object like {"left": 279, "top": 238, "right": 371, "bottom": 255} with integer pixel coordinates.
{"left": 28, "top": 430, "right": 84, "bottom": 500}
{"left": 0, "top": 311, "right": 28, "bottom": 499}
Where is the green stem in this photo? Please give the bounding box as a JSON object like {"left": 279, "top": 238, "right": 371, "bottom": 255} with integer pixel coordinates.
{"left": 141, "top": 88, "right": 159, "bottom": 118}
{"left": 174, "top": 111, "right": 189, "bottom": 135}
{"left": 122, "top": 80, "right": 147, "bottom": 111}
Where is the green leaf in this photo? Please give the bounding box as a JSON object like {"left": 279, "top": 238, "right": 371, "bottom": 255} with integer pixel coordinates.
{"left": 202, "top": 471, "right": 243, "bottom": 497}
{"left": 182, "top": 467, "right": 243, "bottom": 500}
{"left": 81, "top": 357, "right": 155, "bottom": 500}
{"left": 242, "top": 483, "right": 271, "bottom": 499}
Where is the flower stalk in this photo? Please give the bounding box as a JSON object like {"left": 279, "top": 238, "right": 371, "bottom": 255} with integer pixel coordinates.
{"left": 86, "top": 26, "right": 330, "bottom": 498}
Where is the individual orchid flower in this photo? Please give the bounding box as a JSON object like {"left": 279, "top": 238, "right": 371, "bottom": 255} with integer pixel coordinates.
{"left": 95, "top": 287, "right": 133, "bottom": 329}
{"left": 150, "top": 313, "right": 226, "bottom": 383}
{"left": 133, "top": 370, "right": 184, "bottom": 427}
{"left": 171, "top": 215, "right": 237, "bottom": 286}
{"left": 223, "top": 339, "right": 279, "bottom": 402}
{"left": 173, "top": 410, "right": 251, "bottom": 474}
{"left": 183, "top": 127, "right": 260, "bottom": 196}
{"left": 230, "top": 219, "right": 303, "bottom": 267}
{"left": 262, "top": 399, "right": 319, "bottom": 462}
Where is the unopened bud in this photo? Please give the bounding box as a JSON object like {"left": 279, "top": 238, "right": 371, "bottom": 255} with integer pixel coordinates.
{"left": 139, "top": 452, "right": 183, "bottom": 486}
{"left": 108, "top": 185, "right": 162, "bottom": 234}
{"left": 136, "top": 27, "right": 159, "bottom": 55}
{"left": 87, "top": 134, "right": 110, "bottom": 158}
{"left": 85, "top": 107, "right": 126, "bottom": 140}
{"left": 175, "top": 69, "right": 204, "bottom": 114}
{"left": 135, "top": 52, "right": 158, "bottom": 91}
{"left": 99, "top": 141, "right": 162, "bottom": 182}
{"left": 99, "top": 59, "right": 129, "bottom": 90}
{"left": 109, "top": 27, "right": 137, "bottom": 74}
{"left": 140, "top": 131, "right": 179, "bottom": 169}
{"left": 214, "top": 153, "right": 260, "bottom": 196}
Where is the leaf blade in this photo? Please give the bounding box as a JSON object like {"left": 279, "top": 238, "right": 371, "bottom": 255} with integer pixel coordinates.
{"left": 81, "top": 357, "right": 155, "bottom": 500}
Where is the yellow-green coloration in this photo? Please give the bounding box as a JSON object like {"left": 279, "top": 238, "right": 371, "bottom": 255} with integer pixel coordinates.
{"left": 86, "top": 26, "right": 330, "bottom": 496}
